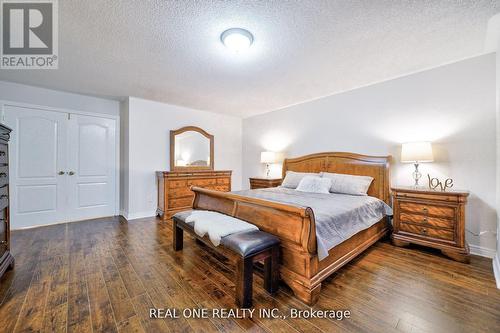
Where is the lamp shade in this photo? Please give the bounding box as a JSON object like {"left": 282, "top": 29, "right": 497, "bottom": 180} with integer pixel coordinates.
{"left": 401, "top": 142, "right": 434, "bottom": 163}
{"left": 260, "top": 151, "right": 276, "bottom": 164}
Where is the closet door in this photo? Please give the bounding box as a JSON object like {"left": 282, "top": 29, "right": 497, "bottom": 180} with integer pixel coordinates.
{"left": 66, "top": 114, "right": 116, "bottom": 221}
{"left": 4, "top": 105, "right": 68, "bottom": 229}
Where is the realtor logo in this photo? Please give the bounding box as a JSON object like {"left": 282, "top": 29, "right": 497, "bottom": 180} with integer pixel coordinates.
{"left": 1, "top": 0, "right": 58, "bottom": 69}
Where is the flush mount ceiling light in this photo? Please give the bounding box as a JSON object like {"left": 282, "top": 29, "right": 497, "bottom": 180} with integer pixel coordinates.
{"left": 220, "top": 28, "right": 254, "bottom": 53}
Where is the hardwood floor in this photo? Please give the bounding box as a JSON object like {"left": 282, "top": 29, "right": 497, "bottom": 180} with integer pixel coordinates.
{"left": 0, "top": 216, "right": 499, "bottom": 333}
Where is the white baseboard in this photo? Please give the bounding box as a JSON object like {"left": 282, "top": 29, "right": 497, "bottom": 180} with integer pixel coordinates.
{"left": 469, "top": 244, "right": 496, "bottom": 258}
{"left": 493, "top": 254, "right": 500, "bottom": 289}
{"left": 123, "top": 210, "right": 156, "bottom": 221}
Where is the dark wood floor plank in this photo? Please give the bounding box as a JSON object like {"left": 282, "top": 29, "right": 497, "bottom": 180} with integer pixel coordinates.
{"left": 99, "top": 246, "right": 137, "bottom": 325}
{"left": 0, "top": 216, "right": 499, "bottom": 333}
{"left": 116, "top": 315, "right": 145, "bottom": 333}
{"left": 42, "top": 303, "right": 67, "bottom": 333}
{"left": 66, "top": 224, "right": 93, "bottom": 333}
{"left": 130, "top": 293, "right": 170, "bottom": 333}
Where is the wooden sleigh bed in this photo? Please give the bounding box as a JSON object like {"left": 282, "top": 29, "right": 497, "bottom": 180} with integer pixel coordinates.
{"left": 189, "top": 152, "right": 392, "bottom": 305}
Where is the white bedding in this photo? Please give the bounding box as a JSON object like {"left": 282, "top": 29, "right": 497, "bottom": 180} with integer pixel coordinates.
{"left": 233, "top": 187, "right": 393, "bottom": 260}
{"left": 185, "top": 210, "right": 258, "bottom": 246}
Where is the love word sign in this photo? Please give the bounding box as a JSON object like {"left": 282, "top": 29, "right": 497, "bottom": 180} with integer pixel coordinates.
{"left": 427, "top": 174, "right": 454, "bottom": 191}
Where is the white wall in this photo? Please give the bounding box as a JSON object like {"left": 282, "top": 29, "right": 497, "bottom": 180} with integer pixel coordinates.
{"left": 122, "top": 97, "right": 242, "bottom": 219}
{"left": 0, "top": 81, "right": 120, "bottom": 116}
{"left": 242, "top": 53, "right": 497, "bottom": 255}
{"left": 494, "top": 16, "right": 500, "bottom": 286}
{"left": 120, "top": 99, "right": 130, "bottom": 216}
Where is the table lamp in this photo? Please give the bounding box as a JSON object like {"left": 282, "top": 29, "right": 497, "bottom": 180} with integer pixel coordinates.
{"left": 260, "top": 151, "right": 276, "bottom": 178}
{"left": 401, "top": 142, "right": 434, "bottom": 187}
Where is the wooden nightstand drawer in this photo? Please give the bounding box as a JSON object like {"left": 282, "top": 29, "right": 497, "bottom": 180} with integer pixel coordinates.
{"left": 399, "top": 201, "right": 455, "bottom": 219}
{"left": 399, "top": 223, "right": 454, "bottom": 242}
{"left": 399, "top": 212, "right": 454, "bottom": 229}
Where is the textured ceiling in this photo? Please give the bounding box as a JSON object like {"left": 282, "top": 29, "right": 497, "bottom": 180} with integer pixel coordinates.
{"left": 1, "top": 0, "right": 499, "bottom": 117}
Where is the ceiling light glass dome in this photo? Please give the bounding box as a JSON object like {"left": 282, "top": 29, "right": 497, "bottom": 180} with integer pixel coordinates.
{"left": 221, "top": 28, "right": 254, "bottom": 53}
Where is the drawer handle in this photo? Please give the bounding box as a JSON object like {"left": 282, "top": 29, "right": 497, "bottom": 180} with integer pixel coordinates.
{"left": 422, "top": 207, "right": 428, "bottom": 213}
{"left": 0, "top": 173, "right": 6, "bottom": 178}
{"left": 421, "top": 228, "right": 428, "bottom": 235}
{"left": 0, "top": 240, "right": 7, "bottom": 245}
{"left": 422, "top": 218, "right": 428, "bottom": 223}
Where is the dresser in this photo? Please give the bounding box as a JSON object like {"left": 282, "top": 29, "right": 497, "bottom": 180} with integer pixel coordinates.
{"left": 391, "top": 186, "right": 469, "bottom": 263}
{"left": 0, "top": 124, "right": 14, "bottom": 279}
{"left": 156, "top": 170, "right": 232, "bottom": 220}
{"left": 249, "top": 177, "right": 282, "bottom": 189}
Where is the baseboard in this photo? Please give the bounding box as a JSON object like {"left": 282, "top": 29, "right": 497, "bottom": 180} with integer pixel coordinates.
{"left": 119, "top": 210, "right": 129, "bottom": 220}
{"left": 469, "top": 244, "right": 496, "bottom": 258}
{"left": 12, "top": 215, "right": 119, "bottom": 230}
{"left": 124, "top": 211, "right": 156, "bottom": 221}
{"left": 493, "top": 254, "right": 500, "bottom": 289}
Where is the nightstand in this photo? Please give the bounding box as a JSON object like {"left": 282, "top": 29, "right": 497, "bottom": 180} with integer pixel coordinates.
{"left": 391, "top": 186, "right": 470, "bottom": 263}
{"left": 249, "top": 177, "right": 282, "bottom": 189}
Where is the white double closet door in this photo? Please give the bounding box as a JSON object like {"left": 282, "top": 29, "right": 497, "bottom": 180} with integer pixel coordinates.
{"left": 4, "top": 104, "right": 117, "bottom": 229}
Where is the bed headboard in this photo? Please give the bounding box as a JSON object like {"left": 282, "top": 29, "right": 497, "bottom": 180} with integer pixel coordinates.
{"left": 282, "top": 152, "right": 391, "bottom": 204}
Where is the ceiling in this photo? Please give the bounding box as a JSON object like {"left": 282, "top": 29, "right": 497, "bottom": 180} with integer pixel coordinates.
{"left": 1, "top": 0, "right": 499, "bottom": 117}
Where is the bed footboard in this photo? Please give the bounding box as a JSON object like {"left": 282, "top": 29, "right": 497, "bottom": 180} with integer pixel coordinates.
{"left": 191, "top": 186, "right": 320, "bottom": 303}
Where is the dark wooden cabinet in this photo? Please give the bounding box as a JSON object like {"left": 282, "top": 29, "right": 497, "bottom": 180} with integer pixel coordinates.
{"left": 249, "top": 177, "right": 282, "bottom": 189}
{"left": 391, "top": 186, "right": 470, "bottom": 263}
{"left": 156, "top": 170, "right": 232, "bottom": 220}
{"left": 0, "top": 124, "right": 14, "bottom": 280}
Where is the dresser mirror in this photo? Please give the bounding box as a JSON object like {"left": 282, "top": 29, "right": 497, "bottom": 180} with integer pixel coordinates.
{"left": 170, "top": 126, "right": 214, "bottom": 171}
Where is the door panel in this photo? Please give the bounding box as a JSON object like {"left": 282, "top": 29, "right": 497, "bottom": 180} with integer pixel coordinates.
{"left": 4, "top": 105, "right": 67, "bottom": 228}
{"left": 67, "top": 114, "right": 116, "bottom": 221}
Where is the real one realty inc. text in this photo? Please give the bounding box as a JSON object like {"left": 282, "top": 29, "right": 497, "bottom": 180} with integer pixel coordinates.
{"left": 150, "top": 308, "right": 352, "bottom": 320}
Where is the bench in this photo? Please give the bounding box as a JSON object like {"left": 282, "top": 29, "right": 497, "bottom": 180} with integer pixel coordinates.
{"left": 172, "top": 210, "right": 280, "bottom": 308}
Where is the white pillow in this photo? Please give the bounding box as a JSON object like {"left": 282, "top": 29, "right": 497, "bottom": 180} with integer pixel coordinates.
{"left": 296, "top": 176, "right": 332, "bottom": 194}
{"left": 281, "top": 171, "right": 319, "bottom": 189}
{"left": 320, "top": 172, "right": 373, "bottom": 196}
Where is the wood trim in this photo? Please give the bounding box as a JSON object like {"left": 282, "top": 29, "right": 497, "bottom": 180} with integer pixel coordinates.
{"left": 170, "top": 126, "right": 214, "bottom": 171}
{"left": 282, "top": 152, "right": 391, "bottom": 204}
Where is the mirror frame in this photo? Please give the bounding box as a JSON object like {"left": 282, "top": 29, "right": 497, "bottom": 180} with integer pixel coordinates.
{"left": 170, "top": 126, "right": 214, "bottom": 171}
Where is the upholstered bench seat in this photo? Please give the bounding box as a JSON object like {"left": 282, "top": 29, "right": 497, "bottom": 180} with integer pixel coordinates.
{"left": 172, "top": 210, "right": 280, "bottom": 308}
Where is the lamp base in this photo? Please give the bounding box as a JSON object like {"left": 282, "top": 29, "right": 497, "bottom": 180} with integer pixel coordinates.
{"left": 412, "top": 163, "right": 422, "bottom": 187}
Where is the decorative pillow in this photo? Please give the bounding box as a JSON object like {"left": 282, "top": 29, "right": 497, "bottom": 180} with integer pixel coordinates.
{"left": 281, "top": 171, "right": 319, "bottom": 189}
{"left": 296, "top": 176, "right": 332, "bottom": 194}
{"left": 320, "top": 172, "right": 373, "bottom": 196}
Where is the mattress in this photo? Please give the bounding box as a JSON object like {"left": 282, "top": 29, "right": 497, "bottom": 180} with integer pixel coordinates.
{"left": 233, "top": 187, "right": 393, "bottom": 260}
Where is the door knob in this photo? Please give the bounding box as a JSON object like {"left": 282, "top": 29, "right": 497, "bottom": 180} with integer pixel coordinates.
{"left": 0, "top": 173, "right": 7, "bottom": 178}
{"left": 68, "top": 171, "right": 75, "bottom": 176}
{"left": 58, "top": 171, "right": 65, "bottom": 175}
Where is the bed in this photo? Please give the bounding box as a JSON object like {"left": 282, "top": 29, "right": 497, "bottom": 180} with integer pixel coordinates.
{"left": 189, "top": 152, "right": 392, "bottom": 305}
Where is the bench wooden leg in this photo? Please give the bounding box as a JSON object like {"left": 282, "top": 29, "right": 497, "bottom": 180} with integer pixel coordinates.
{"left": 173, "top": 220, "right": 183, "bottom": 251}
{"left": 264, "top": 246, "right": 279, "bottom": 294}
{"left": 236, "top": 257, "right": 253, "bottom": 308}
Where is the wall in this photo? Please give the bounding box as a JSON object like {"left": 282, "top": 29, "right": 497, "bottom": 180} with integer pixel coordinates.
{"left": 242, "top": 54, "right": 497, "bottom": 255}
{"left": 0, "top": 81, "right": 120, "bottom": 116}
{"left": 120, "top": 99, "right": 130, "bottom": 216}
{"left": 495, "top": 16, "right": 500, "bottom": 286}
{"left": 122, "top": 97, "right": 242, "bottom": 219}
